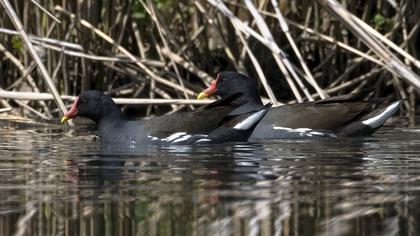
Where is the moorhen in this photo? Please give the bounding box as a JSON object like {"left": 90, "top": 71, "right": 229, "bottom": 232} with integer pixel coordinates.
{"left": 197, "top": 71, "right": 402, "bottom": 138}
{"left": 60, "top": 90, "right": 271, "bottom": 144}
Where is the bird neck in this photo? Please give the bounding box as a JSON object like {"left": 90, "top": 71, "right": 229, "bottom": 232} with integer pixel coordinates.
{"left": 228, "top": 93, "right": 264, "bottom": 116}
{"left": 235, "top": 94, "right": 263, "bottom": 106}
{"left": 95, "top": 104, "right": 126, "bottom": 126}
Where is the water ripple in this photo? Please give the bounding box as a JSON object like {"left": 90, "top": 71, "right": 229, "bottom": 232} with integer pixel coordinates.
{"left": 0, "top": 124, "right": 419, "bottom": 235}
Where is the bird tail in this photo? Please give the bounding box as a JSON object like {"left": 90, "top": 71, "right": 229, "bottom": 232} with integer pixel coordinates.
{"left": 361, "top": 100, "right": 402, "bottom": 129}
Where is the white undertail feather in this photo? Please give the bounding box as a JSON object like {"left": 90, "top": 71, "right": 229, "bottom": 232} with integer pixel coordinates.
{"left": 150, "top": 132, "right": 211, "bottom": 144}
{"left": 362, "top": 100, "right": 401, "bottom": 128}
{"left": 233, "top": 110, "right": 266, "bottom": 130}
{"left": 171, "top": 134, "right": 192, "bottom": 144}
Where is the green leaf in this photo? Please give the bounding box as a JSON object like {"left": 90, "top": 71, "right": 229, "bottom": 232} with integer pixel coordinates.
{"left": 132, "top": 11, "right": 146, "bottom": 19}
{"left": 373, "top": 14, "right": 385, "bottom": 28}
{"left": 11, "top": 35, "right": 24, "bottom": 55}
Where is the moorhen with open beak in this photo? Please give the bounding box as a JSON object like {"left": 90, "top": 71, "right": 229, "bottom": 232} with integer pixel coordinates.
{"left": 197, "top": 71, "right": 402, "bottom": 139}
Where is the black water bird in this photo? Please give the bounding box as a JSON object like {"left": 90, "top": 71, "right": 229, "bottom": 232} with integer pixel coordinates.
{"left": 197, "top": 71, "right": 401, "bottom": 138}
{"left": 61, "top": 90, "right": 271, "bottom": 144}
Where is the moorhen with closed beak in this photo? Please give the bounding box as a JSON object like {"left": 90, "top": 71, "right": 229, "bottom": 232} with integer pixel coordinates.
{"left": 197, "top": 71, "right": 401, "bottom": 139}
{"left": 60, "top": 90, "right": 271, "bottom": 144}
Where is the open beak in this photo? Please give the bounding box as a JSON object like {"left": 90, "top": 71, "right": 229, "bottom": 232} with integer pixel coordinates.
{"left": 197, "top": 76, "right": 219, "bottom": 100}
{"left": 61, "top": 97, "right": 79, "bottom": 124}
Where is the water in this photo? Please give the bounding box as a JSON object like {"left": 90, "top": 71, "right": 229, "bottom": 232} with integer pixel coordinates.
{"left": 0, "top": 119, "right": 420, "bottom": 236}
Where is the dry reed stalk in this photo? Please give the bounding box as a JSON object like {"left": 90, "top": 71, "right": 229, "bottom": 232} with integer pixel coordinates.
{"left": 304, "top": 15, "right": 417, "bottom": 92}
{"left": 141, "top": 0, "right": 190, "bottom": 102}
{"left": 36, "top": 43, "right": 136, "bottom": 62}
{"left": 6, "top": 61, "right": 37, "bottom": 90}
{"left": 144, "top": 0, "right": 216, "bottom": 95}
{"left": 0, "top": 28, "right": 82, "bottom": 50}
{"left": 0, "top": 0, "right": 416, "bottom": 120}
{"left": 244, "top": 0, "right": 309, "bottom": 101}
{"left": 146, "top": 34, "right": 179, "bottom": 111}
{"left": 351, "top": 14, "right": 420, "bottom": 69}
{"left": 0, "top": 100, "right": 12, "bottom": 110}
{"left": 193, "top": 1, "right": 240, "bottom": 74}
{"left": 234, "top": 24, "right": 281, "bottom": 105}
{"left": 6, "top": 17, "right": 64, "bottom": 117}
{"left": 326, "top": 69, "right": 382, "bottom": 93}
{"left": 153, "top": 87, "right": 178, "bottom": 110}
{"left": 1, "top": 0, "right": 70, "bottom": 123}
{"left": 0, "top": 37, "right": 52, "bottom": 117}
{"left": 317, "top": 0, "right": 420, "bottom": 89}
{"left": 0, "top": 28, "right": 164, "bottom": 67}
{"left": 282, "top": 20, "right": 384, "bottom": 66}
{"left": 178, "top": 25, "right": 205, "bottom": 54}
{"left": 400, "top": 20, "right": 420, "bottom": 49}
{"left": 14, "top": 99, "right": 50, "bottom": 120}
{"left": 219, "top": 0, "right": 398, "bottom": 99}
{"left": 207, "top": 0, "right": 304, "bottom": 102}
{"left": 132, "top": 21, "right": 147, "bottom": 59}
{"left": 0, "top": 90, "right": 214, "bottom": 105}
{"left": 0, "top": 107, "right": 12, "bottom": 113}
{"left": 160, "top": 47, "right": 215, "bottom": 84}
{"left": 408, "top": 85, "right": 416, "bottom": 125}
{"left": 30, "top": 0, "right": 61, "bottom": 23}
{"left": 270, "top": 0, "right": 328, "bottom": 99}
{"left": 328, "top": 63, "right": 360, "bottom": 88}
{"left": 147, "top": 76, "right": 157, "bottom": 116}
{"left": 393, "top": 76, "right": 411, "bottom": 110}
{"left": 54, "top": 6, "right": 197, "bottom": 97}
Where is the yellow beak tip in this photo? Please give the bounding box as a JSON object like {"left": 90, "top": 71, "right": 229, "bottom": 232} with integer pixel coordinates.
{"left": 60, "top": 116, "right": 69, "bottom": 124}
{"left": 197, "top": 92, "right": 208, "bottom": 100}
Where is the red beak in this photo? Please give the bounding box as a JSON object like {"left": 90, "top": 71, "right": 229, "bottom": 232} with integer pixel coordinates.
{"left": 197, "top": 75, "right": 219, "bottom": 99}
{"left": 61, "top": 97, "right": 79, "bottom": 123}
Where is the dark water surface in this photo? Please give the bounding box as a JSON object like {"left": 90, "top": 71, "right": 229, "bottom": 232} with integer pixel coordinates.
{"left": 1, "top": 120, "right": 420, "bottom": 236}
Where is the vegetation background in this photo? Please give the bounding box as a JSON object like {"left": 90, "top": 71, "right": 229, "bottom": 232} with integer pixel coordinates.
{"left": 0, "top": 0, "right": 419, "bottom": 121}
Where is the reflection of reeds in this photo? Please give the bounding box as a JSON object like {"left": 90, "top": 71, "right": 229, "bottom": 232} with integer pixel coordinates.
{"left": 0, "top": 130, "right": 419, "bottom": 235}
{"left": 0, "top": 0, "right": 418, "bottom": 121}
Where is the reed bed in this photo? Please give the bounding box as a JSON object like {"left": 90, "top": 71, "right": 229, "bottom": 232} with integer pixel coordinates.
{"left": 0, "top": 0, "right": 419, "bottom": 122}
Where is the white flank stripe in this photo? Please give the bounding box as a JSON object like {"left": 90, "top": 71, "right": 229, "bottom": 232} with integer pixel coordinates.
{"left": 172, "top": 135, "right": 192, "bottom": 144}
{"left": 272, "top": 126, "right": 293, "bottom": 131}
{"left": 272, "top": 126, "right": 336, "bottom": 137}
{"left": 310, "top": 131, "right": 326, "bottom": 136}
{"left": 162, "top": 132, "right": 187, "bottom": 142}
{"left": 294, "top": 128, "right": 312, "bottom": 132}
{"left": 195, "top": 138, "right": 212, "bottom": 143}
